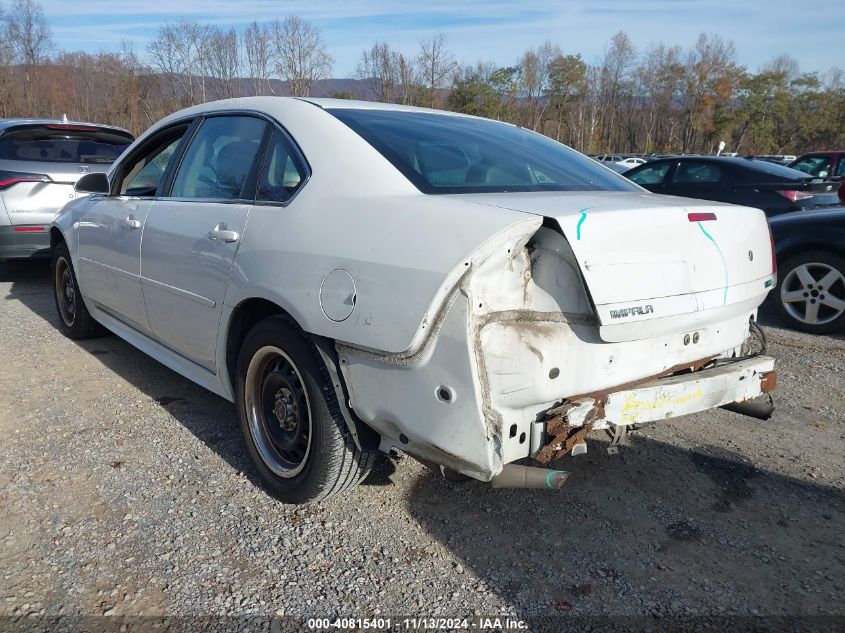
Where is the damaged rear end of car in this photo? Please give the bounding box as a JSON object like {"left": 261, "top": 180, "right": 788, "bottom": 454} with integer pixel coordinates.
{"left": 336, "top": 191, "right": 777, "bottom": 484}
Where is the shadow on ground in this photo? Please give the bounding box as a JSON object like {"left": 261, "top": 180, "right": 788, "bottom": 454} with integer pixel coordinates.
{"left": 2, "top": 261, "right": 393, "bottom": 490}
{"left": 4, "top": 260, "right": 845, "bottom": 625}
{"left": 402, "top": 438, "right": 844, "bottom": 622}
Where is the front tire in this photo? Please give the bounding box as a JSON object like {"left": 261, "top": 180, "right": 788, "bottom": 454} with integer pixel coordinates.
{"left": 774, "top": 250, "right": 845, "bottom": 334}
{"left": 236, "top": 316, "right": 376, "bottom": 503}
{"left": 51, "top": 242, "right": 104, "bottom": 340}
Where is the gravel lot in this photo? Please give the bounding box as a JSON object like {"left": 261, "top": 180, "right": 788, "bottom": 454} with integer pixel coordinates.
{"left": 1, "top": 260, "right": 844, "bottom": 630}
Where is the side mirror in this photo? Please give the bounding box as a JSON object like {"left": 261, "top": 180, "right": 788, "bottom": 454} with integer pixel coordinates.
{"left": 75, "top": 172, "right": 110, "bottom": 195}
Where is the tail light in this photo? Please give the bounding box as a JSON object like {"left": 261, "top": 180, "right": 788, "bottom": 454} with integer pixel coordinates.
{"left": 0, "top": 170, "right": 52, "bottom": 190}
{"left": 776, "top": 190, "right": 813, "bottom": 203}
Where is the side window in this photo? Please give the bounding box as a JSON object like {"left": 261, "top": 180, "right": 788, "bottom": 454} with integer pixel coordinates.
{"left": 119, "top": 128, "right": 188, "bottom": 197}
{"left": 171, "top": 116, "right": 267, "bottom": 200}
{"left": 792, "top": 156, "right": 831, "bottom": 178}
{"left": 628, "top": 163, "right": 670, "bottom": 185}
{"left": 256, "top": 130, "right": 307, "bottom": 203}
{"left": 672, "top": 162, "right": 723, "bottom": 184}
{"left": 836, "top": 160, "right": 845, "bottom": 178}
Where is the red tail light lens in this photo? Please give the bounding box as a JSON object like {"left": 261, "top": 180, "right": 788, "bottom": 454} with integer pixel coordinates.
{"left": 47, "top": 124, "right": 99, "bottom": 132}
{"left": 776, "top": 190, "right": 813, "bottom": 203}
{"left": 0, "top": 170, "right": 52, "bottom": 190}
{"left": 688, "top": 212, "right": 717, "bottom": 222}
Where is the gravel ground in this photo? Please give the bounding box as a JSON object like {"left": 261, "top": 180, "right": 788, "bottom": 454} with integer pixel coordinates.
{"left": 1, "top": 260, "right": 844, "bottom": 630}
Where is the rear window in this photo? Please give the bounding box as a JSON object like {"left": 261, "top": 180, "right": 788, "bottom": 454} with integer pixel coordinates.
{"left": 0, "top": 125, "right": 133, "bottom": 164}
{"left": 328, "top": 109, "right": 636, "bottom": 194}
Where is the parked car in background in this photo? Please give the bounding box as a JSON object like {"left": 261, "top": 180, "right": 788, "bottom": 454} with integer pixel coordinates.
{"left": 51, "top": 97, "right": 777, "bottom": 503}
{"left": 768, "top": 208, "right": 845, "bottom": 334}
{"left": 624, "top": 156, "right": 840, "bottom": 216}
{"left": 616, "top": 156, "right": 646, "bottom": 169}
{"left": 788, "top": 151, "right": 845, "bottom": 204}
{"left": 754, "top": 155, "right": 797, "bottom": 166}
{"left": 595, "top": 154, "right": 646, "bottom": 169}
{"left": 0, "top": 118, "right": 133, "bottom": 261}
{"left": 600, "top": 161, "right": 630, "bottom": 174}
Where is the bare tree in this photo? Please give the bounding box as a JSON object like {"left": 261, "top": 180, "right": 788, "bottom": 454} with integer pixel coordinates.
{"left": 244, "top": 21, "right": 274, "bottom": 95}
{"left": 3, "top": 0, "right": 52, "bottom": 112}
{"left": 207, "top": 27, "right": 241, "bottom": 99}
{"left": 417, "top": 33, "right": 455, "bottom": 108}
{"left": 355, "top": 42, "right": 400, "bottom": 102}
{"left": 519, "top": 41, "right": 560, "bottom": 130}
{"left": 270, "top": 16, "right": 332, "bottom": 97}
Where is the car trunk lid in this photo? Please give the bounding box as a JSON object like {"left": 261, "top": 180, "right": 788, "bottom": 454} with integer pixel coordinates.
{"left": 0, "top": 160, "right": 109, "bottom": 226}
{"left": 456, "top": 191, "right": 775, "bottom": 342}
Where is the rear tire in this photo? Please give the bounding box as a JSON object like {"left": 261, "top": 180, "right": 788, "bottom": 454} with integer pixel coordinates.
{"left": 774, "top": 250, "right": 845, "bottom": 334}
{"left": 51, "top": 242, "right": 104, "bottom": 340}
{"left": 236, "top": 316, "right": 377, "bottom": 503}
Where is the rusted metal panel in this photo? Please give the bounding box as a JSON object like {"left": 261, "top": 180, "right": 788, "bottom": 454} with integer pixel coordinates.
{"left": 536, "top": 356, "right": 776, "bottom": 463}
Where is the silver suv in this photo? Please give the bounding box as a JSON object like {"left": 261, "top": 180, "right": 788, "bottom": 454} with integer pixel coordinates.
{"left": 0, "top": 118, "right": 133, "bottom": 261}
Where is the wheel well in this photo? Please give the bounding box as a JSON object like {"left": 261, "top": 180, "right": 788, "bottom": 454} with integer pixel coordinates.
{"left": 777, "top": 242, "right": 845, "bottom": 268}
{"left": 50, "top": 227, "right": 65, "bottom": 250}
{"left": 225, "top": 298, "right": 292, "bottom": 390}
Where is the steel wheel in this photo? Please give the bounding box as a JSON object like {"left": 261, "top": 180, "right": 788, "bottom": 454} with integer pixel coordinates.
{"left": 780, "top": 262, "right": 845, "bottom": 326}
{"left": 54, "top": 255, "right": 76, "bottom": 327}
{"left": 244, "top": 345, "right": 312, "bottom": 478}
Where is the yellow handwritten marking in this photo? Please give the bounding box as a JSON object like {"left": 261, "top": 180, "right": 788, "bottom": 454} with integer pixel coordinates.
{"left": 620, "top": 387, "right": 704, "bottom": 424}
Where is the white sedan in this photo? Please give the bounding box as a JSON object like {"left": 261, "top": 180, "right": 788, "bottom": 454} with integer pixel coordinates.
{"left": 50, "top": 98, "right": 777, "bottom": 503}
{"left": 616, "top": 156, "right": 647, "bottom": 169}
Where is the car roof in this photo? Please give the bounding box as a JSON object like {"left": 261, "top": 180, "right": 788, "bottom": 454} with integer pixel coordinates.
{"left": 0, "top": 118, "right": 132, "bottom": 134}
{"left": 792, "top": 151, "right": 845, "bottom": 158}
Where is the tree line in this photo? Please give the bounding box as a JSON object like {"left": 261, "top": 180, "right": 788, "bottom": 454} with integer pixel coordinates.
{"left": 0, "top": 0, "right": 842, "bottom": 155}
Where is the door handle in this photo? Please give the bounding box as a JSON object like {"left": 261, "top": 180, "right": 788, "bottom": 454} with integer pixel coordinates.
{"left": 122, "top": 216, "right": 142, "bottom": 229}
{"left": 208, "top": 223, "right": 239, "bottom": 243}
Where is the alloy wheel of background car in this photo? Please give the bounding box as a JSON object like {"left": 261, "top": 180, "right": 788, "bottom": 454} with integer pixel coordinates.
{"left": 776, "top": 251, "right": 845, "bottom": 334}
{"left": 244, "top": 345, "right": 312, "bottom": 478}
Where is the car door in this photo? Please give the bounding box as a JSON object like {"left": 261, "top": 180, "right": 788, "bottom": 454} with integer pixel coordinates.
{"left": 139, "top": 114, "right": 270, "bottom": 371}
{"left": 76, "top": 123, "right": 191, "bottom": 335}
{"left": 664, "top": 160, "right": 733, "bottom": 203}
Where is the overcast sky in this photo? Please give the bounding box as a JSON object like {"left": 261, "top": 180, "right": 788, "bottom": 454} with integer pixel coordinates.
{"left": 38, "top": 0, "right": 841, "bottom": 76}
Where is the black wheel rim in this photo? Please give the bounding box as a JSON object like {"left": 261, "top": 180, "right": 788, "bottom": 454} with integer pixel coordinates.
{"left": 55, "top": 256, "right": 76, "bottom": 327}
{"left": 244, "top": 346, "right": 312, "bottom": 477}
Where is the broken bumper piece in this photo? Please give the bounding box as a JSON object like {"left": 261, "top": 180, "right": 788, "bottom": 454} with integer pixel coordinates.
{"left": 537, "top": 355, "right": 776, "bottom": 464}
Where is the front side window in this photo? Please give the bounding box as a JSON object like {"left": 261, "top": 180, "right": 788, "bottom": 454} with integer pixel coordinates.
{"left": 120, "top": 133, "right": 185, "bottom": 197}
{"left": 328, "top": 109, "right": 636, "bottom": 194}
{"left": 170, "top": 116, "right": 267, "bottom": 200}
{"left": 672, "top": 162, "right": 723, "bottom": 184}
{"left": 836, "top": 159, "right": 845, "bottom": 178}
{"left": 628, "top": 162, "right": 671, "bottom": 185}
{"left": 256, "top": 130, "right": 306, "bottom": 203}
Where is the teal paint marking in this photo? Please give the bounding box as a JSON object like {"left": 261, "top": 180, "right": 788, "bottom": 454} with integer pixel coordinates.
{"left": 546, "top": 470, "right": 564, "bottom": 488}
{"left": 575, "top": 207, "right": 594, "bottom": 241}
{"left": 697, "top": 222, "right": 729, "bottom": 305}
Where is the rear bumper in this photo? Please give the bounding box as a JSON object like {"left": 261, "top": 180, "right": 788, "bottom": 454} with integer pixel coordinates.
{"left": 538, "top": 355, "right": 776, "bottom": 463}
{"left": 0, "top": 225, "right": 50, "bottom": 259}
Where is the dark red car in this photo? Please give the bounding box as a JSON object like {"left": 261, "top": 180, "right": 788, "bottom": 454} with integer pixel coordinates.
{"left": 788, "top": 151, "right": 845, "bottom": 204}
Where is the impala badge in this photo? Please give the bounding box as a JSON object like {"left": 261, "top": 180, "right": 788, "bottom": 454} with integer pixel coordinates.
{"left": 610, "top": 305, "right": 654, "bottom": 319}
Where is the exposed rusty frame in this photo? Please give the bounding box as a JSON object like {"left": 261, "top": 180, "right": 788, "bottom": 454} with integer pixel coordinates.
{"left": 535, "top": 354, "right": 717, "bottom": 465}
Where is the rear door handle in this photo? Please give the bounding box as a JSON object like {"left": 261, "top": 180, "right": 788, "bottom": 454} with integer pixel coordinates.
{"left": 122, "top": 216, "right": 142, "bottom": 229}
{"left": 208, "top": 223, "right": 239, "bottom": 243}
